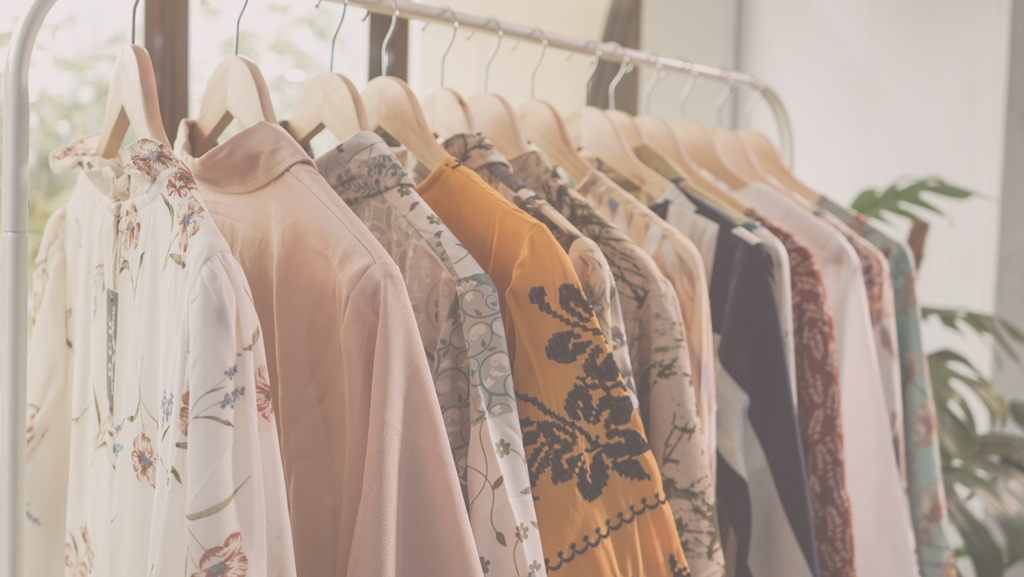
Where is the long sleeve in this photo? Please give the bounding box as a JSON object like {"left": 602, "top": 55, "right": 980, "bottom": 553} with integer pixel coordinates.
{"left": 343, "top": 261, "right": 483, "bottom": 577}
{"left": 25, "top": 207, "right": 72, "bottom": 577}
{"left": 150, "top": 253, "right": 296, "bottom": 577}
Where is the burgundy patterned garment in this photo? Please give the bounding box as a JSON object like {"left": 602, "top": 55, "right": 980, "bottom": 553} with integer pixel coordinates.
{"left": 748, "top": 210, "right": 857, "bottom": 577}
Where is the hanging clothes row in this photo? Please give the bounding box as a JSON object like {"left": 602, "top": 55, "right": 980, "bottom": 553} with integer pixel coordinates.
{"left": 15, "top": 1, "right": 953, "bottom": 577}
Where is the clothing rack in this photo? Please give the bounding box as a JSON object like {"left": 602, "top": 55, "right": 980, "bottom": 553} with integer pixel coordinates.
{"left": 335, "top": 0, "right": 794, "bottom": 165}
{"left": 0, "top": 1, "right": 792, "bottom": 575}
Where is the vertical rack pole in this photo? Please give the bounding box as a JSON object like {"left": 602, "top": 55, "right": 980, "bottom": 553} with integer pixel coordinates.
{"left": 2, "top": 1, "right": 59, "bottom": 575}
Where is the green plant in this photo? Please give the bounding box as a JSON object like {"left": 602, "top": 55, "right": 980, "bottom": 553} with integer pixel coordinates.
{"left": 854, "top": 179, "right": 1024, "bottom": 577}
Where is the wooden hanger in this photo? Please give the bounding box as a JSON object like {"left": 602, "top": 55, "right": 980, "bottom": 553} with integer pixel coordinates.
{"left": 363, "top": 77, "right": 449, "bottom": 171}
{"left": 361, "top": 3, "right": 448, "bottom": 171}
{"left": 468, "top": 93, "right": 529, "bottom": 158}
{"left": 286, "top": 3, "right": 368, "bottom": 147}
{"left": 670, "top": 119, "right": 750, "bottom": 190}
{"left": 517, "top": 99, "right": 592, "bottom": 183}
{"left": 466, "top": 22, "right": 540, "bottom": 159}
{"left": 739, "top": 130, "right": 820, "bottom": 202}
{"left": 421, "top": 6, "right": 476, "bottom": 140}
{"left": 711, "top": 126, "right": 779, "bottom": 185}
{"left": 568, "top": 105, "right": 673, "bottom": 204}
{"left": 287, "top": 72, "right": 368, "bottom": 147}
{"left": 190, "top": 1, "right": 276, "bottom": 155}
{"left": 190, "top": 55, "right": 277, "bottom": 155}
{"left": 96, "top": 44, "right": 171, "bottom": 158}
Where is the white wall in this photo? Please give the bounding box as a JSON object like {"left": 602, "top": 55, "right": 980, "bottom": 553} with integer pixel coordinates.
{"left": 736, "top": 0, "right": 1012, "bottom": 368}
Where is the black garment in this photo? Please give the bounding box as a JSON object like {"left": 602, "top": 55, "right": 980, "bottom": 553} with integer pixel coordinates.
{"left": 654, "top": 186, "right": 819, "bottom": 577}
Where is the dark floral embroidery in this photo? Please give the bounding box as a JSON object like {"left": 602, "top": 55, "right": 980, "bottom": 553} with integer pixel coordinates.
{"left": 669, "top": 553, "right": 691, "bottom": 577}
{"left": 131, "top": 433, "right": 156, "bottom": 488}
{"left": 518, "top": 283, "right": 648, "bottom": 503}
{"left": 255, "top": 365, "right": 274, "bottom": 423}
{"left": 191, "top": 532, "right": 249, "bottom": 577}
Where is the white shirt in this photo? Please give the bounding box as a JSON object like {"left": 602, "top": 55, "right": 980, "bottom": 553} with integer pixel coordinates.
{"left": 26, "top": 137, "right": 296, "bottom": 577}
{"left": 735, "top": 183, "right": 920, "bottom": 577}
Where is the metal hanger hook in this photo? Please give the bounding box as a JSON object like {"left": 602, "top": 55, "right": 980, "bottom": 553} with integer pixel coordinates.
{"left": 581, "top": 39, "right": 602, "bottom": 107}
{"left": 130, "top": 0, "right": 142, "bottom": 44}
{"left": 607, "top": 42, "right": 633, "bottom": 111}
{"left": 641, "top": 49, "right": 666, "bottom": 115}
{"left": 438, "top": 6, "right": 458, "bottom": 87}
{"left": 714, "top": 74, "right": 736, "bottom": 112}
{"left": 315, "top": 0, "right": 349, "bottom": 72}
{"left": 677, "top": 67, "right": 701, "bottom": 117}
{"left": 381, "top": 0, "right": 399, "bottom": 77}
{"left": 482, "top": 16, "right": 503, "bottom": 92}
{"left": 529, "top": 26, "right": 548, "bottom": 99}
{"left": 743, "top": 81, "right": 766, "bottom": 127}
{"left": 234, "top": 0, "right": 250, "bottom": 55}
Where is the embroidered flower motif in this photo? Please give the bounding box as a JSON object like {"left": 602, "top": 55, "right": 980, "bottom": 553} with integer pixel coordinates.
{"left": 79, "top": 525, "right": 94, "bottom": 575}
{"left": 53, "top": 138, "right": 96, "bottom": 163}
{"left": 131, "top": 433, "right": 156, "bottom": 488}
{"left": 224, "top": 365, "right": 238, "bottom": 380}
{"left": 515, "top": 523, "right": 529, "bottom": 541}
{"left": 119, "top": 203, "right": 142, "bottom": 252}
{"left": 129, "top": 139, "right": 178, "bottom": 178}
{"left": 167, "top": 169, "right": 197, "bottom": 198}
{"left": 160, "top": 390, "right": 174, "bottom": 429}
{"left": 255, "top": 365, "right": 274, "bottom": 422}
{"left": 176, "top": 199, "right": 205, "bottom": 253}
{"left": 65, "top": 543, "right": 74, "bottom": 568}
{"left": 179, "top": 390, "right": 190, "bottom": 437}
{"left": 495, "top": 439, "right": 511, "bottom": 458}
{"left": 191, "top": 532, "right": 249, "bottom": 577}
{"left": 220, "top": 386, "right": 245, "bottom": 410}
{"left": 480, "top": 557, "right": 490, "bottom": 574}
{"left": 529, "top": 560, "right": 542, "bottom": 573}
{"left": 112, "top": 442, "right": 123, "bottom": 458}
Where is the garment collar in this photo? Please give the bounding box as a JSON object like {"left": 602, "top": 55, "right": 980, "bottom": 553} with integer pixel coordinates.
{"left": 314, "top": 131, "right": 414, "bottom": 203}
{"left": 174, "top": 119, "right": 313, "bottom": 194}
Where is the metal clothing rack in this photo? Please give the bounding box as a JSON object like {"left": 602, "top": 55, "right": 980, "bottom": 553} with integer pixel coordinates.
{"left": 336, "top": 0, "right": 794, "bottom": 165}
{"left": 0, "top": 1, "right": 793, "bottom": 575}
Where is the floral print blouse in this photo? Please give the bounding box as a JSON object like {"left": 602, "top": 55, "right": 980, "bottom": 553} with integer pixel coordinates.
{"left": 818, "top": 197, "right": 955, "bottom": 577}
{"left": 418, "top": 158, "right": 690, "bottom": 576}
{"left": 316, "top": 131, "right": 543, "bottom": 577}
{"left": 27, "top": 137, "right": 296, "bottom": 577}
{"left": 424, "top": 133, "right": 639, "bottom": 408}
{"left": 573, "top": 169, "right": 717, "bottom": 472}
{"left": 511, "top": 150, "right": 722, "bottom": 577}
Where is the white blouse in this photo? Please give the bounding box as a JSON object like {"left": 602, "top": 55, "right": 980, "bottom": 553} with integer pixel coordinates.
{"left": 26, "top": 137, "right": 296, "bottom": 577}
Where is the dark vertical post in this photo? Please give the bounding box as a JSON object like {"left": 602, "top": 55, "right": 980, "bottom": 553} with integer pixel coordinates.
{"left": 588, "top": 0, "right": 642, "bottom": 112}
{"left": 368, "top": 13, "right": 409, "bottom": 80}
{"left": 995, "top": 1, "right": 1024, "bottom": 427}
{"left": 145, "top": 0, "right": 190, "bottom": 143}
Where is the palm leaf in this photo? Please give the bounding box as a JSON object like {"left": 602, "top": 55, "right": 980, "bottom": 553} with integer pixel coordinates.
{"left": 948, "top": 465, "right": 1024, "bottom": 568}
{"left": 948, "top": 480, "right": 1007, "bottom": 577}
{"left": 923, "top": 308, "right": 1024, "bottom": 365}
{"left": 851, "top": 177, "right": 975, "bottom": 223}
{"left": 929, "top": 349, "right": 1007, "bottom": 428}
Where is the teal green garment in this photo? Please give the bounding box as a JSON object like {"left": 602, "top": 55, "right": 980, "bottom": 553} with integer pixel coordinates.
{"left": 818, "top": 197, "right": 955, "bottom": 577}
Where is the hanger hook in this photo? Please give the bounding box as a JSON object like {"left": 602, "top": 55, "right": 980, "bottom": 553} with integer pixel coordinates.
{"left": 130, "top": 0, "right": 141, "bottom": 44}
{"left": 743, "top": 81, "right": 766, "bottom": 127}
{"left": 641, "top": 49, "right": 665, "bottom": 115}
{"left": 714, "top": 74, "right": 736, "bottom": 124}
{"left": 607, "top": 42, "right": 632, "bottom": 111}
{"left": 677, "top": 66, "right": 701, "bottom": 117}
{"left": 581, "top": 40, "right": 602, "bottom": 107}
{"left": 438, "top": 6, "right": 458, "bottom": 87}
{"left": 316, "top": 0, "right": 349, "bottom": 72}
{"left": 234, "top": 0, "right": 250, "bottom": 55}
{"left": 482, "top": 16, "right": 503, "bottom": 92}
{"left": 529, "top": 26, "right": 548, "bottom": 99}
{"left": 381, "top": 0, "right": 399, "bottom": 77}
